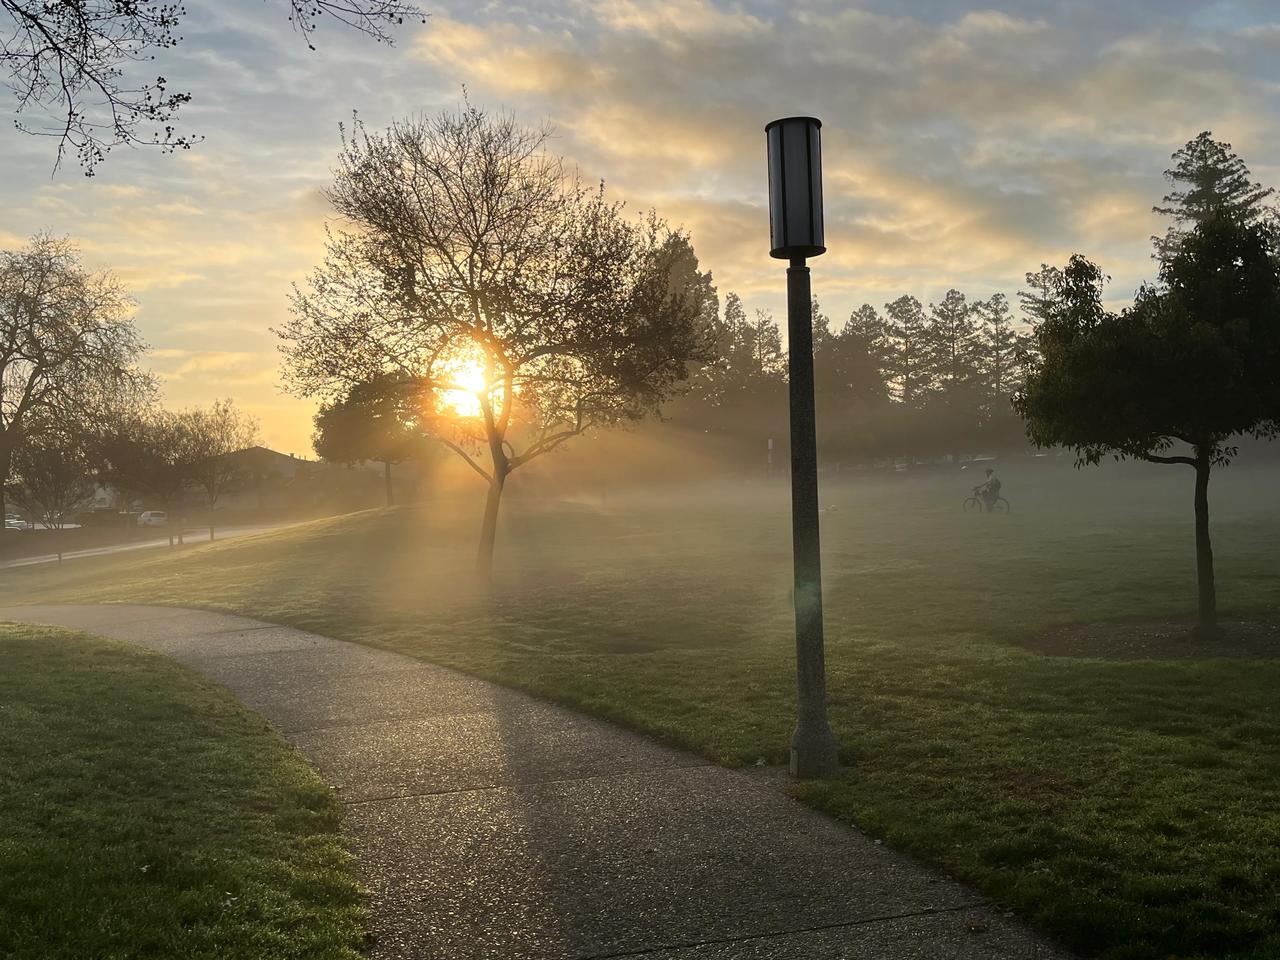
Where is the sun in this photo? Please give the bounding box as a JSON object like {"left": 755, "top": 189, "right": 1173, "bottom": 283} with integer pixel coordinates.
{"left": 436, "top": 346, "right": 502, "bottom": 420}
{"left": 440, "top": 362, "right": 485, "bottom": 418}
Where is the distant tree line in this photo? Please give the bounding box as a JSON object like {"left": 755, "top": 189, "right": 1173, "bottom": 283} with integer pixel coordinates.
{"left": 0, "top": 235, "right": 259, "bottom": 543}
{"left": 667, "top": 283, "right": 1042, "bottom": 469}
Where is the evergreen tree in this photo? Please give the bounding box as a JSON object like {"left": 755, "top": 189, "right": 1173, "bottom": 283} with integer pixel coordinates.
{"left": 883, "top": 295, "right": 929, "bottom": 405}
{"left": 750, "top": 309, "right": 785, "bottom": 378}
{"left": 810, "top": 297, "right": 832, "bottom": 352}
{"left": 1018, "top": 264, "right": 1064, "bottom": 329}
{"left": 1153, "top": 131, "right": 1275, "bottom": 262}
{"left": 974, "top": 294, "right": 1025, "bottom": 408}
{"left": 924, "top": 288, "right": 979, "bottom": 397}
{"left": 846, "top": 303, "right": 893, "bottom": 386}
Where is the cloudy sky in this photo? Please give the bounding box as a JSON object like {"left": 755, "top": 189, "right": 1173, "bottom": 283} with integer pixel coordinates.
{"left": 3, "top": 0, "right": 1279, "bottom": 453}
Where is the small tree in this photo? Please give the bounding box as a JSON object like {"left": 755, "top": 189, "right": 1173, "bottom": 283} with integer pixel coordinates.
{"left": 1016, "top": 220, "right": 1280, "bottom": 633}
{"left": 313, "top": 380, "right": 421, "bottom": 507}
{"left": 8, "top": 412, "right": 97, "bottom": 561}
{"left": 183, "top": 399, "right": 259, "bottom": 540}
{"left": 98, "top": 410, "right": 198, "bottom": 546}
{"left": 279, "top": 105, "right": 714, "bottom": 582}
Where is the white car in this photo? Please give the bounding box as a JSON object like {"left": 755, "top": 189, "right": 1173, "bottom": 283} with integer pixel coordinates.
{"left": 137, "top": 511, "right": 169, "bottom": 527}
{"left": 4, "top": 514, "right": 31, "bottom": 531}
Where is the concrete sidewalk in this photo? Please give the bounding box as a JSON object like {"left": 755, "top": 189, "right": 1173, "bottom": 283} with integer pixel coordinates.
{"left": 2, "top": 604, "right": 1074, "bottom": 960}
{"left": 0, "top": 523, "right": 292, "bottom": 569}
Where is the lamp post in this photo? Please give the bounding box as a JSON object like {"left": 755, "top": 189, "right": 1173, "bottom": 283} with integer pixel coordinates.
{"left": 766, "top": 116, "right": 840, "bottom": 779}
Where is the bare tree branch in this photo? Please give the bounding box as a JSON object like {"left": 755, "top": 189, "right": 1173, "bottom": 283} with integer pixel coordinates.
{"left": 1, "top": 0, "right": 425, "bottom": 174}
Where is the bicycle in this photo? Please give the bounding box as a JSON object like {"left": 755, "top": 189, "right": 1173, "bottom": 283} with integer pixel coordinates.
{"left": 964, "top": 488, "right": 1010, "bottom": 513}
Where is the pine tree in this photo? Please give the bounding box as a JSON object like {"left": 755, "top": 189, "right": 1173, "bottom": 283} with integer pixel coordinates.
{"left": 846, "top": 304, "right": 893, "bottom": 385}
{"left": 1018, "top": 264, "right": 1064, "bottom": 329}
{"left": 883, "top": 295, "right": 929, "bottom": 405}
{"left": 815, "top": 306, "right": 890, "bottom": 407}
{"left": 810, "top": 296, "right": 832, "bottom": 352}
{"left": 924, "top": 288, "right": 978, "bottom": 397}
{"left": 750, "top": 309, "right": 785, "bottom": 378}
{"left": 1153, "top": 131, "right": 1275, "bottom": 262}
{"left": 974, "top": 293, "right": 1025, "bottom": 409}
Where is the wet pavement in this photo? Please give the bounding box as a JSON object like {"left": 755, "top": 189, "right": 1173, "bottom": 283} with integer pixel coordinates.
{"left": 1, "top": 604, "right": 1075, "bottom": 960}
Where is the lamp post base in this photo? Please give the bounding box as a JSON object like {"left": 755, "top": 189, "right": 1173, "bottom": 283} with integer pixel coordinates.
{"left": 789, "top": 722, "right": 841, "bottom": 779}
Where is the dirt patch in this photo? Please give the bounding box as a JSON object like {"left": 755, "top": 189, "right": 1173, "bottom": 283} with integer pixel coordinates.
{"left": 1026, "top": 617, "right": 1280, "bottom": 661}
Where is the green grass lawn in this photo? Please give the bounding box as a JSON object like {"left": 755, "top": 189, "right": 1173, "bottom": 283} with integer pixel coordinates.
{"left": 0, "top": 622, "right": 365, "bottom": 960}
{"left": 6, "top": 457, "right": 1280, "bottom": 959}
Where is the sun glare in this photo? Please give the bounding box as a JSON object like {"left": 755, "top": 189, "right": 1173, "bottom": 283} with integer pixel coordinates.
{"left": 437, "top": 351, "right": 496, "bottom": 420}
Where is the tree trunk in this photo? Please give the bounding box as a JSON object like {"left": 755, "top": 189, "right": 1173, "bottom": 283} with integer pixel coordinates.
{"left": 383, "top": 461, "right": 394, "bottom": 508}
{"left": 1193, "top": 448, "right": 1217, "bottom": 635}
{"left": 0, "top": 446, "right": 10, "bottom": 538}
{"left": 475, "top": 471, "right": 506, "bottom": 586}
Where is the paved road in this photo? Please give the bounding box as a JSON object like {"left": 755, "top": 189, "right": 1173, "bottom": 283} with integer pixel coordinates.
{"left": 0, "top": 524, "right": 289, "bottom": 570}
{"left": 1, "top": 604, "right": 1075, "bottom": 960}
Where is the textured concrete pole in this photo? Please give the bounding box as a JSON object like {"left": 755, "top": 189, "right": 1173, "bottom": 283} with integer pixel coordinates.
{"left": 786, "top": 257, "right": 840, "bottom": 779}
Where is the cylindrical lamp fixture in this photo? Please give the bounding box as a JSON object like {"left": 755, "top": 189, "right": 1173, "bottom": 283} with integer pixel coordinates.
{"left": 766, "top": 116, "right": 826, "bottom": 260}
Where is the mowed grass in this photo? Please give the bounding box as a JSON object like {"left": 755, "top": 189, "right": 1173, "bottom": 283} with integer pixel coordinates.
{"left": 0, "top": 622, "right": 365, "bottom": 960}
{"left": 6, "top": 457, "right": 1280, "bottom": 959}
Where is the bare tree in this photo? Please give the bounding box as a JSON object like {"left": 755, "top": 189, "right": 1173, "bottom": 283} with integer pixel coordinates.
{"left": 0, "top": 0, "right": 425, "bottom": 173}
{"left": 182, "top": 398, "right": 259, "bottom": 540}
{"left": 278, "top": 105, "right": 715, "bottom": 583}
{"left": 0, "top": 234, "right": 150, "bottom": 530}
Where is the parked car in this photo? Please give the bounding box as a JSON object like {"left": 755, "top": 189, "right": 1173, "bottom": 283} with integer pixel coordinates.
{"left": 4, "top": 514, "right": 32, "bottom": 531}
{"left": 137, "top": 511, "right": 169, "bottom": 527}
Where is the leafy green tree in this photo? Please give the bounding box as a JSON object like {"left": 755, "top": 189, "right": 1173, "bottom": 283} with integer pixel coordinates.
{"left": 1017, "top": 212, "right": 1280, "bottom": 633}
{"left": 97, "top": 410, "right": 201, "bottom": 547}
{"left": 314, "top": 380, "right": 422, "bottom": 507}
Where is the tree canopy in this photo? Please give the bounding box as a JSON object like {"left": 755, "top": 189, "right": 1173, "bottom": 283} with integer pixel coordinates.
{"left": 1016, "top": 133, "right": 1280, "bottom": 631}
{"left": 0, "top": 234, "right": 150, "bottom": 523}
{"left": 278, "top": 105, "right": 715, "bottom": 579}
{"left": 313, "top": 379, "right": 424, "bottom": 506}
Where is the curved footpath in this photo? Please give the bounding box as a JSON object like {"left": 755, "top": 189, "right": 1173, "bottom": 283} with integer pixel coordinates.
{"left": 1, "top": 604, "right": 1074, "bottom": 960}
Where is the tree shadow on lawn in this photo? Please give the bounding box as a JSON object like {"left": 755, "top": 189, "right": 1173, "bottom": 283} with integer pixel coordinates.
{"left": 1024, "top": 615, "right": 1280, "bottom": 661}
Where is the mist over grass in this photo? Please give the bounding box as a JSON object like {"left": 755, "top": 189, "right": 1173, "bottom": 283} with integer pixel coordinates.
{"left": 7, "top": 456, "right": 1280, "bottom": 958}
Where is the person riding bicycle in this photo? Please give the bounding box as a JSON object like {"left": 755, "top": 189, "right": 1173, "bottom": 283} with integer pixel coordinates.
{"left": 974, "top": 468, "right": 1002, "bottom": 511}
